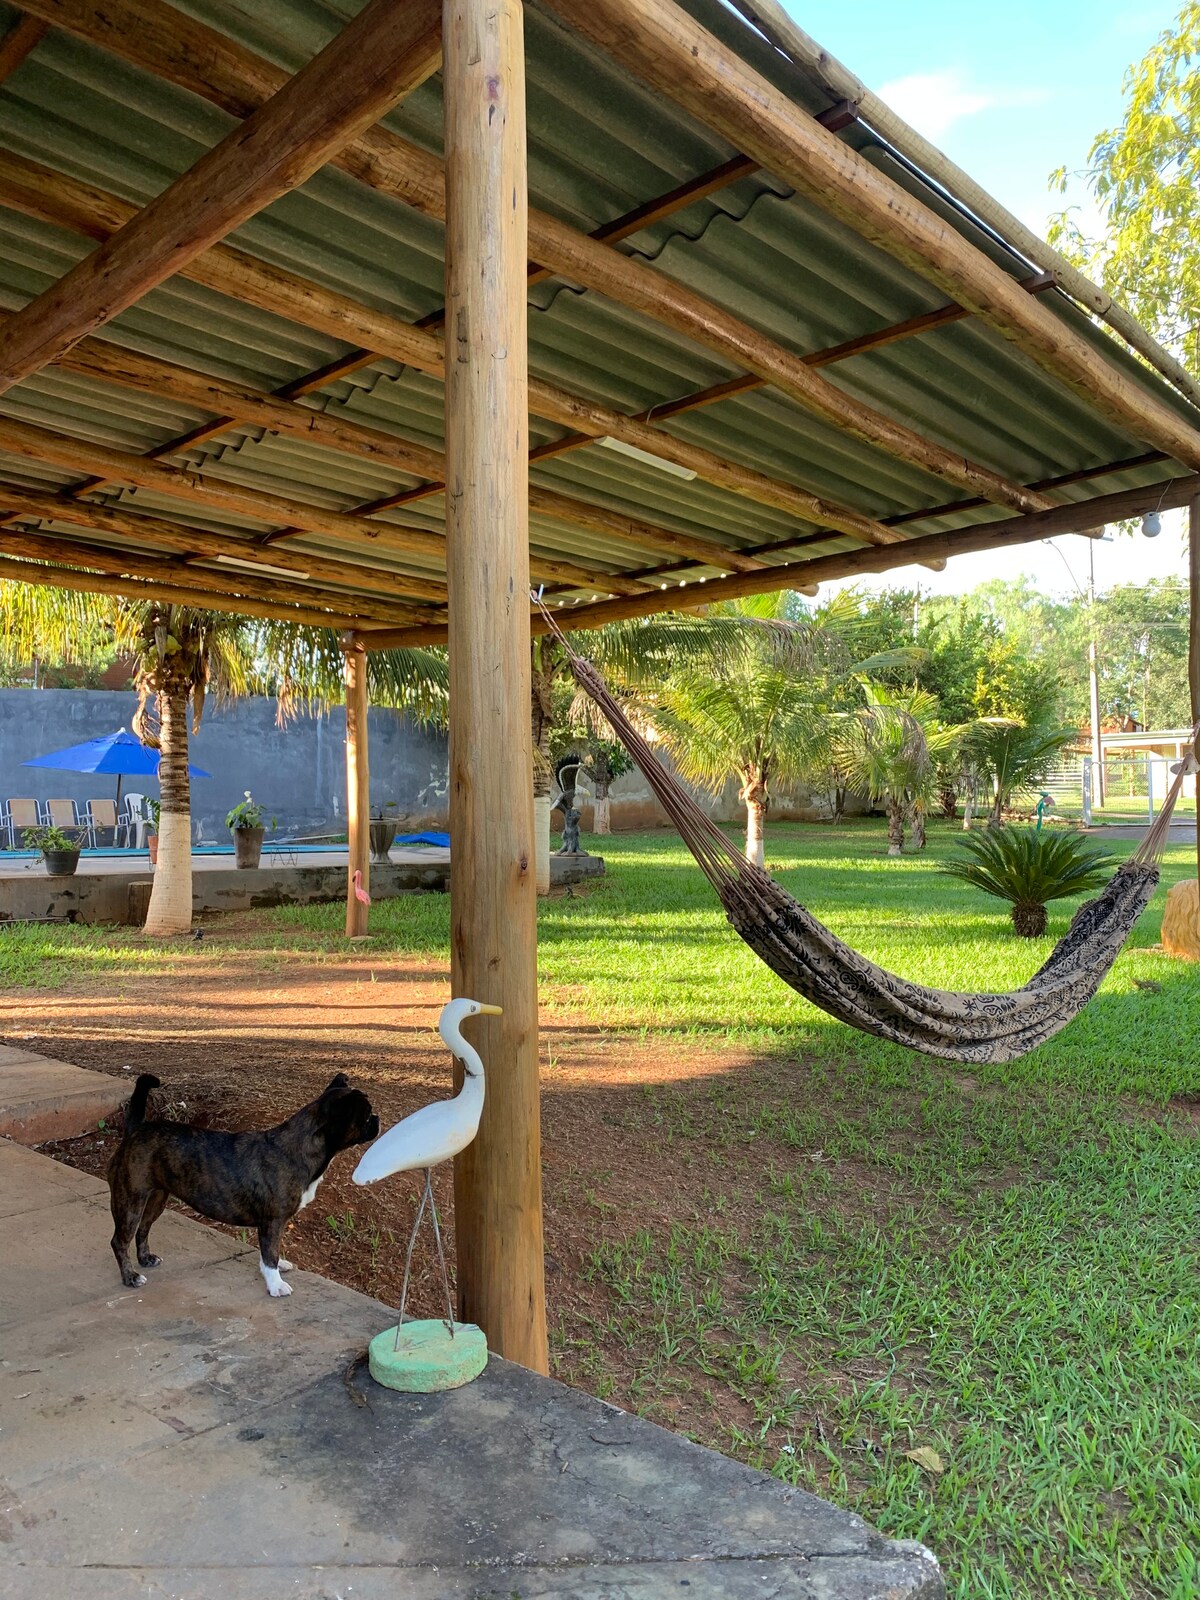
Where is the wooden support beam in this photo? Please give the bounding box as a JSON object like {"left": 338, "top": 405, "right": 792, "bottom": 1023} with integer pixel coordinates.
{"left": 0, "top": 523, "right": 407, "bottom": 622}
{"left": 444, "top": 0, "right": 547, "bottom": 1372}
{"left": 0, "top": 483, "right": 430, "bottom": 612}
{"left": 541, "top": 0, "right": 1200, "bottom": 473}
{"left": 0, "top": 415, "right": 451, "bottom": 598}
{"left": 363, "top": 474, "right": 1200, "bottom": 647}
{"left": 0, "top": 150, "right": 898, "bottom": 550}
{"left": 1190, "top": 494, "right": 1200, "bottom": 888}
{"left": 0, "top": 0, "right": 443, "bottom": 395}
{"left": 0, "top": 550, "right": 383, "bottom": 628}
{"left": 0, "top": 15, "right": 47, "bottom": 85}
{"left": 344, "top": 641, "right": 370, "bottom": 937}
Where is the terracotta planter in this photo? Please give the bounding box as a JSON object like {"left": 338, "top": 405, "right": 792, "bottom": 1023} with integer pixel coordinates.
{"left": 42, "top": 848, "right": 80, "bottom": 877}
{"left": 369, "top": 819, "right": 398, "bottom": 862}
{"left": 233, "top": 826, "right": 264, "bottom": 869}
{"left": 147, "top": 834, "right": 159, "bottom": 867}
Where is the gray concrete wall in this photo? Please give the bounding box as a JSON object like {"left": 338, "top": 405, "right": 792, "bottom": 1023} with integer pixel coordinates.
{"left": 0, "top": 688, "right": 448, "bottom": 842}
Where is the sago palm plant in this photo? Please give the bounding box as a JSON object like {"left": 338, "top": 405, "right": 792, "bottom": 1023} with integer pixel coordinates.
{"left": 941, "top": 827, "right": 1115, "bottom": 937}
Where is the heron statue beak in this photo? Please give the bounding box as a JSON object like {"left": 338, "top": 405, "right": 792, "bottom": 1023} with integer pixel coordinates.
{"left": 477, "top": 1004, "right": 503, "bottom": 1016}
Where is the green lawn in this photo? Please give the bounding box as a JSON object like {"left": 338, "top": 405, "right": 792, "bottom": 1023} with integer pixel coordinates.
{"left": 3, "top": 820, "right": 1199, "bottom": 1597}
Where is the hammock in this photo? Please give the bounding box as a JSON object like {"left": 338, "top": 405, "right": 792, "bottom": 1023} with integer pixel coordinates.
{"left": 556, "top": 631, "right": 1191, "bottom": 1064}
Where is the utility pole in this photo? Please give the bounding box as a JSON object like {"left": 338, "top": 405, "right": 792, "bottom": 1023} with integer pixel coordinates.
{"left": 1088, "top": 537, "right": 1104, "bottom": 806}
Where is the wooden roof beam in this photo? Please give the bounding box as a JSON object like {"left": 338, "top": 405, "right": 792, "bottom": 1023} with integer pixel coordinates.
{"left": 0, "top": 483, "right": 430, "bottom": 615}
{"left": 0, "top": 524, "right": 412, "bottom": 622}
{"left": 50, "top": 338, "right": 764, "bottom": 575}
{"left": 0, "top": 0, "right": 442, "bottom": 395}
{"left": 0, "top": 550, "right": 393, "bottom": 629}
{"left": 10, "top": 4, "right": 1041, "bottom": 521}
{"left": 0, "top": 150, "right": 899, "bottom": 552}
{"left": 541, "top": 0, "right": 1200, "bottom": 473}
{"left": 362, "top": 474, "right": 1200, "bottom": 648}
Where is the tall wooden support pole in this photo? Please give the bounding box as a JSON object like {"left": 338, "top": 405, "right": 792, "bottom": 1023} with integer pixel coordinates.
{"left": 344, "top": 640, "right": 370, "bottom": 938}
{"left": 1190, "top": 495, "right": 1200, "bottom": 887}
{"left": 444, "top": 0, "right": 547, "bottom": 1370}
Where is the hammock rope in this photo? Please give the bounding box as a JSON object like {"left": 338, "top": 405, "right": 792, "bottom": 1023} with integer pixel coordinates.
{"left": 544, "top": 610, "right": 1194, "bottom": 1063}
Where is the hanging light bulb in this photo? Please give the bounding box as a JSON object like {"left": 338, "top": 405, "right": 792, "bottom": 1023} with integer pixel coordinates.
{"left": 1142, "top": 512, "right": 1162, "bottom": 538}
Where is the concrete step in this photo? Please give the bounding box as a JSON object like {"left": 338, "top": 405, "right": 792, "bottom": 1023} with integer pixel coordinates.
{"left": 0, "top": 1044, "right": 128, "bottom": 1144}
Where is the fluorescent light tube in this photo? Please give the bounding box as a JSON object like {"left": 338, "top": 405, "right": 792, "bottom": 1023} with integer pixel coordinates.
{"left": 595, "top": 436, "right": 697, "bottom": 480}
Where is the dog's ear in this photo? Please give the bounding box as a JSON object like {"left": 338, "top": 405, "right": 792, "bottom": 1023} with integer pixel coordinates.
{"left": 324, "top": 1073, "right": 350, "bottom": 1093}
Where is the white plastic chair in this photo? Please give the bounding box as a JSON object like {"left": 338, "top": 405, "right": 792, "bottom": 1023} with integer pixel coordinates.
{"left": 121, "top": 793, "right": 150, "bottom": 849}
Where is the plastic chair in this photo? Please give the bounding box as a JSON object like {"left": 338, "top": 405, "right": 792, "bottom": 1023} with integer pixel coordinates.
{"left": 5, "top": 798, "right": 40, "bottom": 849}
{"left": 120, "top": 793, "right": 149, "bottom": 849}
{"left": 86, "top": 798, "right": 119, "bottom": 848}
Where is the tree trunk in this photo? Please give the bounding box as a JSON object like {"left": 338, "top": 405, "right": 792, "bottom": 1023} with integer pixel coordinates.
{"left": 939, "top": 781, "right": 958, "bottom": 820}
{"left": 531, "top": 656, "right": 554, "bottom": 894}
{"left": 741, "top": 771, "right": 768, "bottom": 868}
{"left": 886, "top": 798, "right": 904, "bottom": 856}
{"left": 910, "top": 801, "right": 927, "bottom": 851}
{"left": 1012, "top": 901, "right": 1048, "bottom": 938}
{"left": 987, "top": 786, "right": 1004, "bottom": 829}
{"left": 142, "top": 685, "right": 192, "bottom": 936}
{"left": 592, "top": 783, "right": 611, "bottom": 836}
{"left": 962, "top": 774, "right": 975, "bottom": 831}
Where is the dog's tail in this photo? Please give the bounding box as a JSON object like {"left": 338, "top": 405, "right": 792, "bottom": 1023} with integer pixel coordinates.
{"left": 125, "top": 1073, "right": 162, "bottom": 1133}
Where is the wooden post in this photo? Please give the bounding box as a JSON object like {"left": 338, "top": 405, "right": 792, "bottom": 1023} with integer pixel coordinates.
{"left": 344, "top": 640, "right": 370, "bottom": 938}
{"left": 444, "top": 0, "right": 548, "bottom": 1371}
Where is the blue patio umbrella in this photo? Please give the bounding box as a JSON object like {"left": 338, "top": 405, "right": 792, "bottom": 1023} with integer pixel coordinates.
{"left": 22, "top": 727, "right": 210, "bottom": 808}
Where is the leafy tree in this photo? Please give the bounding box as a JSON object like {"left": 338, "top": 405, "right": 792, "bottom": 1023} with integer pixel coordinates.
{"left": 970, "top": 717, "right": 1078, "bottom": 828}
{"left": 1093, "top": 580, "right": 1192, "bottom": 727}
{"left": 833, "top": 684, "right": 961, "bottom": 855}
{"left": 1049, "top": 2, "right": 1200, "bottom": 374}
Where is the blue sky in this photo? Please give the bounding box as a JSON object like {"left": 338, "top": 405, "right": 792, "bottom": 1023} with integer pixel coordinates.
{"left": 776, "top": 0, "right": 1191, "bottom": 602}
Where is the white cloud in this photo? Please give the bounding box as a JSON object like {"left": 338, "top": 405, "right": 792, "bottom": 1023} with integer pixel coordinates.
{"left": 876, "top": 68, "right": 1045, "bottom": 144}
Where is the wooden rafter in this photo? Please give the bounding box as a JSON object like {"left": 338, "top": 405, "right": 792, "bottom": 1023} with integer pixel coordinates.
{"left": 0, "top": 524, "right": 411, "bottom": 622}
{"left": 9, "top": 2, "right": 1050, "bottom": 517}
{"left": 0, "top": 149, "right": 901, "bottom": 550}
{"left": 46, "top": 339, "right": 766, "bottom": 575}
{"left": 0, "top": 483, "right": 432, "bottom": 610}
{"left": 0, "top": 0, "right": 443, "bottom": 395}
{"left": 362, "top": 474, "right": 1200, "bottom": 649}
{"left": 541, "top": 0, "right": 1200, "bottom": 473}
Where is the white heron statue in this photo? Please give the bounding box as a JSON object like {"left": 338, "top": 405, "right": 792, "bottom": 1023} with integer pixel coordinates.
{"left": 352, "top": 997, "right": 500, "bottom": 1383}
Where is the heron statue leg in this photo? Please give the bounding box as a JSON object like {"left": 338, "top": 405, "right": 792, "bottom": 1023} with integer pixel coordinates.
{"left": 393, "top": 1168, "right": 456, "bottom": 1350}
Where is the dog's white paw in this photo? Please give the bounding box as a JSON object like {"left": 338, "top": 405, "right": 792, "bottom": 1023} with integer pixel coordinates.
{"left": 126, "top": 1273, "right": 146, "bottom": 1288}
{"left": 278, "top": 1257, "right": 294, "bottom": 1273}
{"left": 259, "top": 1259, "right": 293, "bottom": 1297}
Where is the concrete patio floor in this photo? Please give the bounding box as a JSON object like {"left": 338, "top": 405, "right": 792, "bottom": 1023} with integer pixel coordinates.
{"left": 1, "top": 1130, "right": 943, "bottom": 1599}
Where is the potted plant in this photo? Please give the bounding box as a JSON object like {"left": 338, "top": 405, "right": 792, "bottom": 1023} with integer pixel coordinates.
{"left": 226, "top": 790, "right": 265, "bottom": 869}
{"left": 147, "top": 799, "right": 160, "bottom": 866}
{"left": 24, "top": 823, "right": 82, "bottom": 877}
{"left": 369, "top": 801, "right": 399, "bottom": 863}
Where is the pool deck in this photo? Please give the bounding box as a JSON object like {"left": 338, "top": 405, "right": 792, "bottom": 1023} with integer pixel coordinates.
{"left": 0, "top": 1053, "right": 944, "bottom": 1600}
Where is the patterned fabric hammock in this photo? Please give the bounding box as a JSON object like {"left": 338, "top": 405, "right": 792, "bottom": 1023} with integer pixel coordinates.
{"left": 560, "top": 640, "right": 1190, "bottom": 1064}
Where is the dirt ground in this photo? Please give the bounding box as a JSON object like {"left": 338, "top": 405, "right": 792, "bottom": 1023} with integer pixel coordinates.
{"left": 6, "top": 918, "right": 816, "bottom": 1440}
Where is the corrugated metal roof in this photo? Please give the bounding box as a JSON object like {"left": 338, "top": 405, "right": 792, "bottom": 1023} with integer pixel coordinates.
{"left": 0, "top": 0, "right": 1193, "bottom": 626}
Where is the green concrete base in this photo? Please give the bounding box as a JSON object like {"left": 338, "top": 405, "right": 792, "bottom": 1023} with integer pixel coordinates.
{"left": 368, "top": 1319, "right": 488, "bottom": 1392}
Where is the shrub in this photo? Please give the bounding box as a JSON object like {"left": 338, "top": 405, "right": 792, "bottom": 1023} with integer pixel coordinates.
{"left": 941, "top": 827, "right": 1114, "bottom": 937}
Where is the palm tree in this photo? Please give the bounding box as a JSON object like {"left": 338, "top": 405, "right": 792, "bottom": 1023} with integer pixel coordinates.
{"left": 834, "top": 684, "right": 961, "bottom": 855}
{"left": 942, "top": 827, "right": 1114, "bottom": 937}
{"left": 642, "top": 595, "right": 847, "bottom": 866}
{"left": 971, "top": 717, "right": 1076, "bottom": 828}
{"left": 0, "top": 580, "right": 446, "bottom": 936}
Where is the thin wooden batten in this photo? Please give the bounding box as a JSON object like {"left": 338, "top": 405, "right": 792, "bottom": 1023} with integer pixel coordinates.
{"left": 0, "top": 149, "right": 899, "bottom": 551}
{"left": 0, "top": 0, "right": 444, "bottom": 394}
{"left": 362, "top": 474, "right": 1200, "bottom": 648}
{"left": 539, "top": 0, "right": 1200, "bottom": 473}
